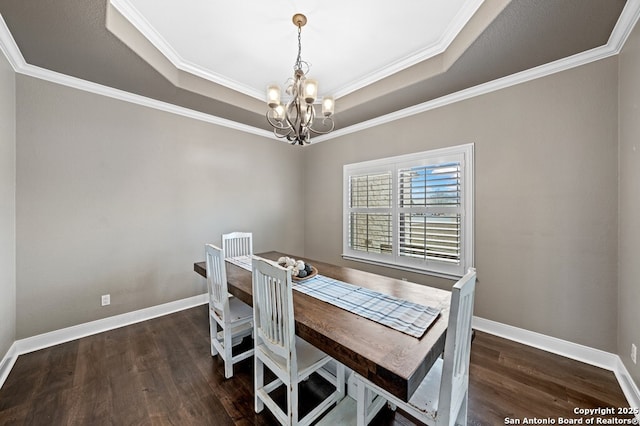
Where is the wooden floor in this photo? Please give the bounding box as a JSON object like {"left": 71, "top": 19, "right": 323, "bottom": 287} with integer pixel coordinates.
{"left": 0, "top": 304, "right": 632, "bottom": 425}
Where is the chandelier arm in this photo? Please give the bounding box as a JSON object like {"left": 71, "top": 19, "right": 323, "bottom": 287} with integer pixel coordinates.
{"left": 274, "top": 128, "right": 295, "bottom": 139}
{"left": 308, "top": 117, "right": 336, "bottom": 135}
{"left": 305, "top": 104, "right": 315, "bottom": 128}
{"left": 266, "top": 112, "right": 293, "bottom": 132}
{"left": 286, "top": 98, "right": 303, "bottom": 141}
{"left": 266, "top": 112, "right": 298, "bottom": 142}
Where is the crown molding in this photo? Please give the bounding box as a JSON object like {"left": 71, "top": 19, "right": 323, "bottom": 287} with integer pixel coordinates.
{"left": 332, "top": 0, "right": 485, "bottom": 99}
{"left": 609, "top": 0, "right": 640, "bottom": 53}
{"left": 108, "top": 0, "right": 264, "bottom": 101}
{"left": 312, "top": 44, "right": 620, "bottom": 144}
{"left": 0, "top": 14, "right": 272, "bottom": 139}
{"left": 3, "top": 0, "right": 640, "bottom": 145}
{"left": 0, "top": 14, "right": 25, "bottom": 70}
{"left": 313, "top": 0, "right": 640, "bottom": 144}
{"left": 109, "top": 0, "right": 485, "bottom": 102}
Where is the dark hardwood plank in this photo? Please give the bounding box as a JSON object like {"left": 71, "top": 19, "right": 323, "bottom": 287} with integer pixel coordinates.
{"left": 0, "top": 306, "right": 633, "bottom": 425}
{"left": 466, "top": 332, "right": 632, "bottom": 426}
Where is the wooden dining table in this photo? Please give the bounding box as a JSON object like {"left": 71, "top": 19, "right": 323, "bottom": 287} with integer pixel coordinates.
{"left": 193, "top": 251, "right": 452, "bottom": 402}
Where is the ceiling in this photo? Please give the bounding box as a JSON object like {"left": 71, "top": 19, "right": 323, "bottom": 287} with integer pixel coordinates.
{"left": 112, "top": 0, "right": 484, "bottom": 100}
{"left": 0, "top": 0, "right": 633, "bottom": 139}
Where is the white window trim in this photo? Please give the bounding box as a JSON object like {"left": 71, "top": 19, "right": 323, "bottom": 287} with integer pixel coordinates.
{"left": 342, "top": 143, "right": 474, "bottom": 279}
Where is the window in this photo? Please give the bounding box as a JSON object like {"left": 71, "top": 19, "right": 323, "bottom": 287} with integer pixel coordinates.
{"left": 343, "top": 144, "right": 474, "bottom": 278}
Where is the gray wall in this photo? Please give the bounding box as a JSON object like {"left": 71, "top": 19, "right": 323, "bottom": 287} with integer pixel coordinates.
{"left": 0, "top": 48, "right": 16, "bottom": 357}
{"left": 15, "top": 75, "right": 303, "bottom": 338}
{"left": 3, "top": 19, "right": 637, "bottom": 390}
{"left": 618, "top": 18, "right": 640, "bottom": 386}
{"left": 303, "top": 57, "right": 620, "bottom": 353}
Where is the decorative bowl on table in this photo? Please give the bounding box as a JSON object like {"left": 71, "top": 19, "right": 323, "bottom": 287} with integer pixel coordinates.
{"left": 277, "top": 256, "right": 318, "bottom": 282}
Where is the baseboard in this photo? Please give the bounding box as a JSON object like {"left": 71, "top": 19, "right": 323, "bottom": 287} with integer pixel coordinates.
{"left": 2, "top": 305, "right": 638, "bottom": 413}
{"left": 472, "top": 317, "right": 619, "bottom": 370}
{"left": 9, "top": 292, "right": 206, "bottom": 358}
{"left": 614, "top": 357, "right": 640, "bottom": 415}
{"left": 473, "top": 316, "right": 640, "bottom": 412}
{"left": 0, "top": 293, "right": 208, "bottom": 389}
{"left": 0, "top": 342, "right": 18, "bottom": 390}
{"left": 12, "top": 293, "right": 208, "bottom": 357}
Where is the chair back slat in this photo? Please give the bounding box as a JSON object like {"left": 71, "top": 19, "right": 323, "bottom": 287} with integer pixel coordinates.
{"left": 252, "top": 257, "right": 295, "bottom": 362}
{"left": 222, "top": 232, "right": 253, "bottom": 258}
{"left": 437, "top": 267, "right": 476, "bottom": 426}
{"left": 205, "top": 244, "right": 229, "bottom": 316}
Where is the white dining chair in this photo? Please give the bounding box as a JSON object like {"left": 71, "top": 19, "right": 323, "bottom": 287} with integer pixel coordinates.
{"left": 252, "top": 256, "right": 345, "bottom": 426}
{"left": 205, "top": 244, "right": 254, "bottom": 379}
{"left": 354, "top": 268, "right": 477, "bottom": 426}
{"left": 222, "top": 231, "right": 253, "bottom": 259}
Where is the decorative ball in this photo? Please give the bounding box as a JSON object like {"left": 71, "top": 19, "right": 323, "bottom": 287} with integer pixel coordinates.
{"left": 296, "top": 260, "right": 305, "bottom": 270}
{"left": 277, "top": 256, "right": 286, "bottom": 264}
{"left": 305, "top": 264, "right": 313, "bottom": 273}
{"left": 297, "top": 270, "right": 308, "bottom": 278}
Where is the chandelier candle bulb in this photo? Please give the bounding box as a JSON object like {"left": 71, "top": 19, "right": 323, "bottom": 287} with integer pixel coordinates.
{"left": 322, "top": 97, "right": 335, "bottom": 116}
{"left": 273, "top": 104, "right": 285, "bottom": 120}
{"left": 267, "top": 85, "right": 281, "bottom": 108}
{"left": 303, "top": 79, "right": 318, "bottom": 104}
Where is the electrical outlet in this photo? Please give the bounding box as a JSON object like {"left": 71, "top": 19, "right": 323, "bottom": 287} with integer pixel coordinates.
{"left": 101, "top": 294, "right": 110, "bottom": 306}
{"left": 632, "top": 343, "right": 637, "bottom": 365}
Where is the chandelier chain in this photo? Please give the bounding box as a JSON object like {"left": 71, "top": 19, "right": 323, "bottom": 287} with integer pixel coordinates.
{"left": 295, "top": 25, "right": 302, "bottom": 71}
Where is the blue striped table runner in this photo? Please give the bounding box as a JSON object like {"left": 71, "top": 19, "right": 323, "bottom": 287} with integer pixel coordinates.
{"left": 294, "top": 275, "right": 440, "bottom": 338}
{"left": 226, "top": 255, "right": 253, "bottom": 271}
{"left": 226, "top": 256, "right": 440, "bottom": 338}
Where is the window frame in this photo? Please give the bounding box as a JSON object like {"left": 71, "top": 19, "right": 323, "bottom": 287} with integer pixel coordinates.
{"left": 342, "top": 143, "right": 474, "bottom": 279}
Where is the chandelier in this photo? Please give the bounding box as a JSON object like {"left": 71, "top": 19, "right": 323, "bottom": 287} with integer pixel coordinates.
{"left": 266, "top": 14, "right": 335, "bottom": 145}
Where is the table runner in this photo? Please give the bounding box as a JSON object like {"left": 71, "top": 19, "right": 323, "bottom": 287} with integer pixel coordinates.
{"left": 225, "top": 254, "right": 253, "bottom": 271}
{"left": 226, "top": 256, "right": 440, "bottom": 338}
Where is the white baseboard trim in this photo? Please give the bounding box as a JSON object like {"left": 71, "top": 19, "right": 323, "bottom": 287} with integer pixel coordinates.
{"left": 0, "top": 293, "right": 208, "bottom": 389}
{"left": 614, "top": 357, "right": 640, "bottom": 414}
{"left": 0, "top": 342, "right": 18, "bottom": 390}
{"left": 2, "top": 304, "right": 638, "bottom": 413}
{"left": 14, "top": 293, "right": 208, "bottom": 357}
{"left": 473, "top": 316, "right": 640, "bottom": 412}
{"left": 473, "top": 317, "right": 618, "bottom": 370}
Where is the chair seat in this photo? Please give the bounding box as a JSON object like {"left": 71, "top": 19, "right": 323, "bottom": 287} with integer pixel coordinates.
{"left": 257, "top": 336, "right": 329, "bottom": 375}
{"left": 213, "top": 322, "right": 252, "bottom": 341}
{"left": 212, "top": 296, "right": 253, "bottom": 323}
{"left": 407, "top": 357, "right": 442, "bottom": 420}
{"left": 227, "top": 297, "right": 253, "bottom": 322}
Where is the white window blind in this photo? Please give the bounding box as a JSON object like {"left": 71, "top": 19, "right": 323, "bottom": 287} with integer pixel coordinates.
{"left": 343, "top": 144, "right": 473, "bottom": 278}
{"left": 398, "top": 162, "right": 461, "bottom": 264}
{"left": 348, "top": 172, "right": 393, "bottom": 255}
